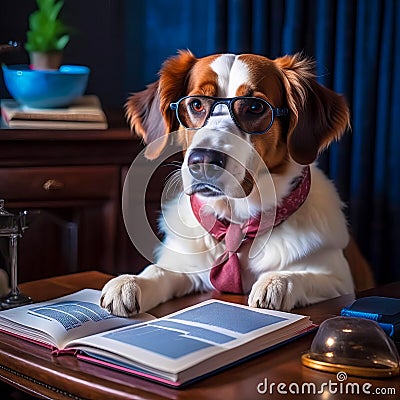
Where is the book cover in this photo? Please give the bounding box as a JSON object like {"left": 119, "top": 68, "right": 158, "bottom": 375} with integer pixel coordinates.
{"left": 341, "top": 296, "right": 400, "bottom": 340}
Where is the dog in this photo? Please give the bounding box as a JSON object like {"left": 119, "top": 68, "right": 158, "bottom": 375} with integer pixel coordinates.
{"left": 101, "top": 51, "right": 357, "bottom": 317}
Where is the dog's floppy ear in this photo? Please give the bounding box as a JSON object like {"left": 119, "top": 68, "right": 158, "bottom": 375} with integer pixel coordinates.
{"left": 275, "top": 54, "right": 350, "bottom": 165}
{"left": 125, "top": 81, "right": 165, "bottom": 159}
{"left": 125, "top": 50, "right": 197, "bottom": 159}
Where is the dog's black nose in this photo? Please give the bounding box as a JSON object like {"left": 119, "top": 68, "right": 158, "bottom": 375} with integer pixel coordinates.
{"left": 188, "top": 149, "right": 226, "bottom": 180}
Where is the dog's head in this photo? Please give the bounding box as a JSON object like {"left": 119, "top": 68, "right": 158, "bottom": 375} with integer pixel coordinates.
{"left": 126, "top": 51, "right": 349, "bottom": 219}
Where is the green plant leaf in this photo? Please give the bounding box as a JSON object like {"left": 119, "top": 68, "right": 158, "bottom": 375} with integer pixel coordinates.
{"left": 55, "top": 34, "right": 69, "bottom": 50}
{"left": 49, "top": 0, "right": 64, "bottom": 21}
{"left": 28, "top": 11, "right": 45, "bottom": 32}
{"left": 37, "top": 0, "right": 56, "bottom": 12}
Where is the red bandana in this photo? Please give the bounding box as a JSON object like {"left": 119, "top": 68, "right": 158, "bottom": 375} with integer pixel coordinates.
{"left": 190, "top": 166, "right": 311, "bottom": 294}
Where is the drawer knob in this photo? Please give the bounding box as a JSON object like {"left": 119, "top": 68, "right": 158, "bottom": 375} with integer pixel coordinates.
{"left": 43, "top": 179, "right": 64, "bottom": 191}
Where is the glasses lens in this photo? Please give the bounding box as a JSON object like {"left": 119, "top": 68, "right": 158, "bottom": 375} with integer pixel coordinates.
{"left": 178, "top": 97, "right": 211, "bottom": 129}
{"left": 232, "top": 97, "right": 273, "bottom": 133}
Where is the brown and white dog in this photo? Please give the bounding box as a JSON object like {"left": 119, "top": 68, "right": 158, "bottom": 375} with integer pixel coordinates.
{"left": 101, "top": 51, "right": 357, "bottom": 316}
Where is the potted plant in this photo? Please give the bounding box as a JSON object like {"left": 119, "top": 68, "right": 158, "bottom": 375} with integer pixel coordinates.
{"left": 25, "top": 0, "right": 70, "bottom": 70}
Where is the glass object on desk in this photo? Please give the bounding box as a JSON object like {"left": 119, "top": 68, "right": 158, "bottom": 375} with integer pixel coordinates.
{"left": 302, "top": 316, "right": 400, "bottom": 378}
{"left": 0, "top": 199, "right": 32, "bottom": 309}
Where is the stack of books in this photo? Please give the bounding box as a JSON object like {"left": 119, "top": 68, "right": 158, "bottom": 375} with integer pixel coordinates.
{"left": 0, "top": 95, "right": 108, "bottom": 130}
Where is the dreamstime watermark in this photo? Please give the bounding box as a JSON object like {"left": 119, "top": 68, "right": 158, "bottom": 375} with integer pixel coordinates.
{"left": 256, "top": 371, "right": 397, "bottom": 396}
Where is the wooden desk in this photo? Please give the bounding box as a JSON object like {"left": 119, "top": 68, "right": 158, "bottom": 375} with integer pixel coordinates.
{"left": 0, "top": 271, "right": 399, "bottom": 400}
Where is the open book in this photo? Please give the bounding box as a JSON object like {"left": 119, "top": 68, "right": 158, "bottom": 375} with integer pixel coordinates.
{"left": 0, "top": 289, "right": 314, "bottom": 387}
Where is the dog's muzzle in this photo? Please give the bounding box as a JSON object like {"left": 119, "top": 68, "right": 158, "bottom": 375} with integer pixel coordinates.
{"left": 188, "top": 149, "right": 226, "bottom": 180}
{"left": 186, "top": 149, "right": 227, "bottom": 196}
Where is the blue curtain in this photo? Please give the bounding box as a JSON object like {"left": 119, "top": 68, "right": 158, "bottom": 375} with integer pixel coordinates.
{"left": 123, "top": 0, "right": 400, "bottom": 284}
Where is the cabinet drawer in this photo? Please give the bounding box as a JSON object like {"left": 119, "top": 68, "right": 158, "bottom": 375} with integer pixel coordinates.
{"left": 0, "top": 166, "right": 119, "bottom": 201}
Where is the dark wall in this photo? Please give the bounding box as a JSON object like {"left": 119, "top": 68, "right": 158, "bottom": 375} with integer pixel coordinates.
{"left": 0, "top": 0, "right": 133, "bottom": 108}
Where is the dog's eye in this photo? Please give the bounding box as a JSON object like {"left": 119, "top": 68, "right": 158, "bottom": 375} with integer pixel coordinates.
{"left": 247, "top": 100, "right": 265, "bottom": 114}
{"left": 190, "top": 99, "right": 205, "bottom": 113}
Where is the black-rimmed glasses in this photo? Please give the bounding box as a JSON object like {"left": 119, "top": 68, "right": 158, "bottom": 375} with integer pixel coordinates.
{"left": 170, "top": 96, "right": 289, "bottom": 134}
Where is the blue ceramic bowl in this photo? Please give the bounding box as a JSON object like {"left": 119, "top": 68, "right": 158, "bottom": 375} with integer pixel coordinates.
{"left": 2, "top": 64, "right": 90, "bottom": 108}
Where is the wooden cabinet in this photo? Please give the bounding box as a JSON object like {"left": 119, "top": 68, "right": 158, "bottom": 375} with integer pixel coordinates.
{"left": 0, "top": 111, "right": 157, "bottom": 283}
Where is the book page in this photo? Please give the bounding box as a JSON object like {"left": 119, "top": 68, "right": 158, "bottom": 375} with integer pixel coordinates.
{"left": 67, "top": 300, "right": 312, "bottom": 379}
{"left": 0, "top": 289, "right": 154, "bottom": 350}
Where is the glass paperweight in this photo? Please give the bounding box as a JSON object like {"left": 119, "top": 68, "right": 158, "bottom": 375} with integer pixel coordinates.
{"left": 302, "top": 316, "right": 400, "bottom": 378}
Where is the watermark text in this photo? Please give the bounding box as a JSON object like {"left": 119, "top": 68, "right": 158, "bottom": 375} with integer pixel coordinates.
{"left": 257, "top": 372, "right": 397, "bottom": 396}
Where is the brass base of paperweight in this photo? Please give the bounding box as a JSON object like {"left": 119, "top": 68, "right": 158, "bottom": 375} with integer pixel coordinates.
{"left": 301, "top": 353, "right": 400, "bottom": 378}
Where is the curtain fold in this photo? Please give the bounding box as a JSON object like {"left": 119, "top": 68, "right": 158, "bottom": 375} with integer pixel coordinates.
{"left": 350, "top": 0, "right": 380, "bottom": 245}
{"left": 371, "top": 0, "right": 394, "bottom": 283}
{"left": 329, "top": 0, "right": 355, "bottom": 203}
{"left": 387, "top": 0, "right": 400, "bottom": 283}
{"left": 128, "top": 0, "right": 400, "bottom": 284}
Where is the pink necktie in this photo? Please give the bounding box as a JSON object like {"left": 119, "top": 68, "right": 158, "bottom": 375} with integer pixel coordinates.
{"left": 190, "top": 166, "right": 311, "bottom": 294}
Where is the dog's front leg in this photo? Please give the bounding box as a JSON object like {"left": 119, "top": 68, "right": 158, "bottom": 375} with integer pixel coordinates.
{"left": 248, "top": 249, "right": 355, "bottom": 311}
{"left": 248, "top": 269, "right": 354, "bottom": 311}
{"left": 100, "top": 264, "right": 194, "bottom": 316}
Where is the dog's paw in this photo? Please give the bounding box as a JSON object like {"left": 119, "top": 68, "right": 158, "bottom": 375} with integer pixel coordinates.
{"left": 248, "top": 272, "right": 295, "bottom": 311}
{"left": 100, "top": 274, "right": 141, "bottom": 317}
